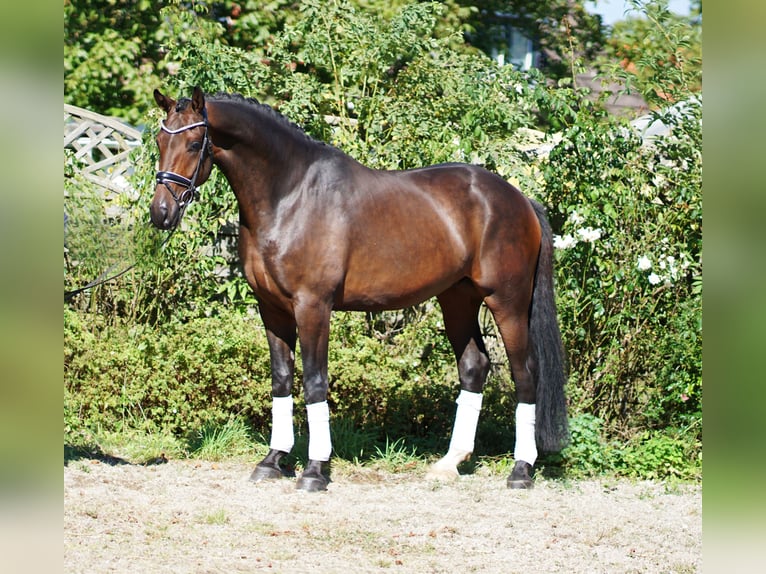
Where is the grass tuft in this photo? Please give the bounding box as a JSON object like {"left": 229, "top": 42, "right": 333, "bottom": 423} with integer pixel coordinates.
{"left": 188, "top": 417, "right": 256, "bottom": 461}
{"left": 368, "top": 437, "right": 424, "bottom": 473}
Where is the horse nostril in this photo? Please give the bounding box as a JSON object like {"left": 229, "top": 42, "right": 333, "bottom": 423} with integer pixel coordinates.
{"left": 150, "top": 199, "right": 171, "bottom": 229}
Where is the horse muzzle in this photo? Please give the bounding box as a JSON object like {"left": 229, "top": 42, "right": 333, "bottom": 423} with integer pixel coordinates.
{"left": 150, "top": 185, "right": 180, "bottom": 230}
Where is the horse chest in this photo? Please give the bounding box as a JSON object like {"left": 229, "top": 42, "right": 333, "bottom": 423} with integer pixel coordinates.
{"left": 239, "top": 228, "right": 295, "bottom": 309}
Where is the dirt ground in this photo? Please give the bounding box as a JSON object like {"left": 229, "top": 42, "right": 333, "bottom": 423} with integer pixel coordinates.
{"left": 64, "top": 459, "right": 701, "bottom": 573}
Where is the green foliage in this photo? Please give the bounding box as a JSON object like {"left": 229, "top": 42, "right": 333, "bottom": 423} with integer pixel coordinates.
{"left": 64, "top": 152, "right": 129, "bottom": 294}
{"left": 525, "top": 64, "right": 701, "bottom": 440}
{"left": 64, "top": 305, "right": 273, "bottom": 437}
{"left": 328, "top": 308, "right": 454, "bottom": 445}
{"left": 371, "top": 437, "right": 424, "bottom": 473}
{"left": 602, "top": 0, "right": 702, "bottom": 107}
{"left": 556, "top": 413, "right": 701, "bottom": 480}
{"left": 329, "top": 417, "right": 379, "bottom": 463}
{"left": 532, "top": 98, "right": 701, "bottom": 433}
{"left": 559, "top": 413, "right": 613, "bottom": 476}
{"left": 64, "top": 0, "right": 171, "bottom": 122}
{"left": 614, "top": 428, "right": 701, "bottom": 481}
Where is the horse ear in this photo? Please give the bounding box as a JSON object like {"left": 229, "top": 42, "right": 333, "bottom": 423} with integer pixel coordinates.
{"left": 192, "top": 86, "right": 206, "bottom": 114}
{"left": 154, "top": 89, "right": 175, "bottom": 113}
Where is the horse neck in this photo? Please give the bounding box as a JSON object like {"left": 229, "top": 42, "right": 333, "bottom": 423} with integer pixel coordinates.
{"left": 207, "top": 100, "right": 315, "bottom": 222}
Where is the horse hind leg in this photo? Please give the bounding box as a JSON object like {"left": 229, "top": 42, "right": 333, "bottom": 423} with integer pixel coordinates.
{"left": 427, "top": 283, "right": 490, "bottom": 481}
{"left": 484, "top": 295, "right": 537, "bottom": 489}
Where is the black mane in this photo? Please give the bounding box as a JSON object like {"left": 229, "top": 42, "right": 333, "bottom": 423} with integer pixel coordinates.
{"left": 207, "top": 92, "right": 322, "bottom": 146}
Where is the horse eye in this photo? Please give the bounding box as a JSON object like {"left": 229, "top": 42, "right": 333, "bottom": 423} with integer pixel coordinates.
{"left": 188, "top": 141, "right": 202, "bottom": 152}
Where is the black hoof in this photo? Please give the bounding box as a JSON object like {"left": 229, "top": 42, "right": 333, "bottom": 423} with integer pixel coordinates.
{"left": 249, "top": 449, "right": 292, "bottom": 483}
{"left": 296, "top": 474, "right": 328, "bottom": 492}
{"left": 296, "top": 460, "right": 329, "bottom": 492}
{"left": 507, "top": 460, "right": 534, "bottom": 489}
{"left": 250, "top": 463, "right": 283, "bottom": 482}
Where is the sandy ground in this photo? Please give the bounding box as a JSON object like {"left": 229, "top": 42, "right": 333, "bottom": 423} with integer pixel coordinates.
{"left": 64, "top": 459, "right": 701, "bottom": 573}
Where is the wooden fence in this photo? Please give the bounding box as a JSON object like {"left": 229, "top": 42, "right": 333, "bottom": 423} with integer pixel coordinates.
{"left": 64, "top": 104, "right": 143, "bottom": 196}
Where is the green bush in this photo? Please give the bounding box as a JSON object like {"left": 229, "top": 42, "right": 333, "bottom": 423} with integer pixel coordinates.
{"left": 558, "top": 413, "right": 614, "bottom": 476}
{"left": 555, "top": 413, "right": 701, "bottom": 480}
{"left": 614, "top": 428, "right": 701, "bottom": 481}
{"left": 65, "top": 305, "right": 273, "bottom": 437}
{"left": 65, "top": 303, "right": 519, "bottom": 457}
{"left": 531, "top": 101, "right": 701, "bottom": 434}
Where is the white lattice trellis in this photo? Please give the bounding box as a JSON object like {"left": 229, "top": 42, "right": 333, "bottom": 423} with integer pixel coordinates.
{"left": 64, "top": 104, "right": 143, "bottom": 195}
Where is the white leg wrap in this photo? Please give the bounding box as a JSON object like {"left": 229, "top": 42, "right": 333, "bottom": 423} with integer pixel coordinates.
{"left": 269, "top": 395, "right": 294, "bottom": 453}
{"left": 427, "top": 390, "right": 483, "bottom": 480}
{"left": 306, "top": 401, "right": 332, "bottom": 462}
{"left": 514, "top": 402, "right": 537, "bottom": 465}
{"left": 447, "top": 390, "right": 483, "bottom": 454}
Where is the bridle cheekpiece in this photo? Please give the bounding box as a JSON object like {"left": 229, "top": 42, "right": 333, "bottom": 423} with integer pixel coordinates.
{"left": 156, "top": 108, "right": 211, "bottom": 215}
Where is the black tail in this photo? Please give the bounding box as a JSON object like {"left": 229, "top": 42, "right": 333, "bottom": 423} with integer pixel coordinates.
{"left": 529, "top": 200, "right": 569, "bottom": 452}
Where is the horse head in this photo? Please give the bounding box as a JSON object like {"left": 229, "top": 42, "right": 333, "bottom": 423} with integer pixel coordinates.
{"left": 150, "top": 86, "right": 214, "bottom": 230}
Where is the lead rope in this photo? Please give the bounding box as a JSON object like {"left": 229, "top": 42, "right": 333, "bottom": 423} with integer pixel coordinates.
{"left": 64, "top": 226, "right": 177, "bottom": 302}
{"left": 66, "top": 109, "right": 211, "bottom": 303}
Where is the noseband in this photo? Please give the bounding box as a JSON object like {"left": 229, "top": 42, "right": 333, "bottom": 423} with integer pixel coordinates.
{"left": 156, "top": 109, "right": 211, "bottom": 217}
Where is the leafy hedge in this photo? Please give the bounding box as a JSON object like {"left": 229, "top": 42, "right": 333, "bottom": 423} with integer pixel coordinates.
{"left": 65, "top": 1, "right": 701, "bottom": 479}
{"left": 65, "top": 303, "right": 519, "bottom": 457}
{"left": 65, "top": 306, "right": 272, "bottom": 435}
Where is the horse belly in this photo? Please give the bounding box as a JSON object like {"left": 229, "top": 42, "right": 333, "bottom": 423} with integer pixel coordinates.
{"left": 338, "top": 236, "right": 468, "bottom": 311}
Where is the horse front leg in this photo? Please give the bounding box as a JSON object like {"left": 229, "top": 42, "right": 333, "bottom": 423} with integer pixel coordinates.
{"left": 294, "top": 298, "right": 333, "bottom": 492}
{"left": 250, "top": 304, "right": 297, "bottom": 482}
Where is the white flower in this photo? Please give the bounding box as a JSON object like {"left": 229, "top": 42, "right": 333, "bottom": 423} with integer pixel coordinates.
{"left": 648, "top": 273, "right": 662, "bottom": 285}
{"left": 568, "top": 211, "right": 585, "bottom": 225}
{"left": 576, "top": 227, "right": 602, "bottom": 243}
{"left": 553, "top": 234, "right": 577, "bottom": 249}
{"left": 657, "top": 254, "right": 680, "bottom": 278}
{"left": 637, "top": 255, "right": 652, "bottom": 271}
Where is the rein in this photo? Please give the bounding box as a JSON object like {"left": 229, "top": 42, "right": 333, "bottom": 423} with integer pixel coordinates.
{"left": 64, "top": 226, "right": 176, "bottom": 302}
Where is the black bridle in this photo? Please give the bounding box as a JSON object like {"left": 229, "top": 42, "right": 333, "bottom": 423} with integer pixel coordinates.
{"left": 155, "top": 107, "right": 212, "bottom": 220}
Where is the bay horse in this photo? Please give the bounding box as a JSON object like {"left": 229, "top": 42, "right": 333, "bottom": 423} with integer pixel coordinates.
{"left": 150, "top": 86, "right": 568, "bottom": 491}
